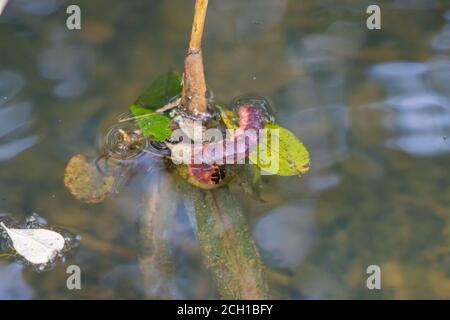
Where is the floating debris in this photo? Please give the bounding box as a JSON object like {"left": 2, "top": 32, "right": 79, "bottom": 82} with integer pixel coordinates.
{"left": 105, "top": 123, "right": 148, "bottom": 161}
{"left": 0, "top": 222, "right": 64, "bottom": 265}
{"left": 231, "top": 96, "right": 276, "bottom": 124}
{"left": 0, "top": 214, "right": 80, "bottom": 271}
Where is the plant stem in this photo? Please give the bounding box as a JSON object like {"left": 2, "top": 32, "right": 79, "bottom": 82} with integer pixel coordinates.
{"left": 189, "top": 0, "right": 208, "bottom": 51}
{"left": 182, "top": 0, "right": 209, "bottom": 116}
{"left": 175, "top": 0, "right": 270, "bottom": 300}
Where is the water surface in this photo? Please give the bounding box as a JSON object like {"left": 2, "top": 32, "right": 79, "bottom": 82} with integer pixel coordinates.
{"left": 1, "top": 0, "right": 450, "bottom": 299}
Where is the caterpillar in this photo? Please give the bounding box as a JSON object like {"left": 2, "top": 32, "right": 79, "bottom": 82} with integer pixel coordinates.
{"left": 185, "top": 104, "right": 266, "bottom": 187}
{"left": 102, "top": 101, "right": 268, "bottom": 189}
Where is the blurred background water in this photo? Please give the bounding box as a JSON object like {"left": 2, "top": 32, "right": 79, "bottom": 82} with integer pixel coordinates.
{"left": 1, "top": 0, "right": 450, "bottom": 299}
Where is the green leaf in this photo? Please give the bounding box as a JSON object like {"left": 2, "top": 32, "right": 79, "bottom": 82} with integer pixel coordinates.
{"left": 134, "top": 71, "right": 182, "bottom": 110}
{"left": 251, "top": 123, "right": 310, "bottom": 176}
{"left": 130, "top": 105, "right": 172, "bottom": 141}
{"left": 217, "top": 105, "right": 239, "bottom": 129}
{"left": 217, "top": 105, "right": 310, "bottom": 176}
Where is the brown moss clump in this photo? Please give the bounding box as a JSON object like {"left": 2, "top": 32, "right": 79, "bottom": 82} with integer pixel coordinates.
{"left": 64, "top": 154, "right": 115, "bottom": 204}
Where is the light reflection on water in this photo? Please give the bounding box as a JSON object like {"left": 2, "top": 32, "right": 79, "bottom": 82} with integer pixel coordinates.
{"left": 0, "top": 71, "right": 39, "bottom": 162}
{"left": 0, "top": 262, "right": 32, "bottom": 299}
{"left": 253, "top": 201, "right": 318, "bottom": 269}
{"left": 38, "top": 28, "right": 95, "bottom": 99}
{"left": 369, "top": 62, "right": 450, "bottom": 156}
{"left": 0, "top": 0, "right": 450, "bottom": 299}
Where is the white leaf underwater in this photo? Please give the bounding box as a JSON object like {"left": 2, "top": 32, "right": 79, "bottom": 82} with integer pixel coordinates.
{"left": 0, "top": 222, "right": 65, "bottom": 265}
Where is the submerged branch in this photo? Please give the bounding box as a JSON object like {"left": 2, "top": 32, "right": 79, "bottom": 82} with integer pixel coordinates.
{"left": 183, "top": 183, "right": 270, "bottom": 299}
{"left": 138, "top": 171, "right": 179, "bottom": 298}
{"left": 81, "top": 233, "right": 135, "bottom": 261}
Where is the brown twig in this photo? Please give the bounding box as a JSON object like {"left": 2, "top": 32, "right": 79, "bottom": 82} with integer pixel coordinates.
{"left": 182, "top": 0, "right": 209, "bottom": 116}
{"left": 189, "top": 0, "right": 208, "bottom": 51}
{"left": 156, "top": 97, "right": 181, "bottom": 113}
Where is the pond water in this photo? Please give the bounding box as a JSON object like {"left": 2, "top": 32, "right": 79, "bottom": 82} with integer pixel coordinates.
{"left": 1, "top": 0, "right": 450, "bottom": 299}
